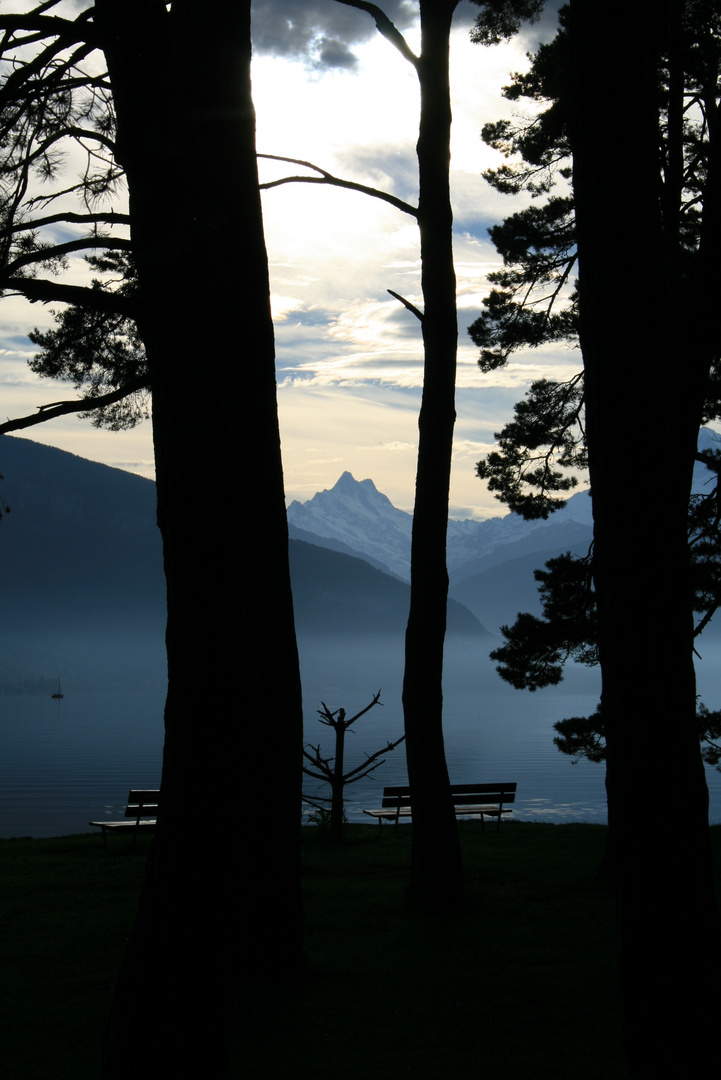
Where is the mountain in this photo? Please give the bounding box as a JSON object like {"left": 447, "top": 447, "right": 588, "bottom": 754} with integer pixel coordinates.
{"left": 0, "top": 435, "right": 164, "bottom": 633}
{"left": 289, "top": 540, "right": 481, "bottom": 637}
{"left": 287, "top": 472, "right": 411, "bottom": 579}
{"left": 0, "top": 436, "right": 167, "bottom": 690}
{"left": 287, "top": 520, "right": 395, "bottom": 577}
{"left": 5, "top": 428, "right": 719, "bottom": 690}
{"left": 287, "top": 469, "right": 595, "bottom": 631}
{"left": 287, "top": 469, "right": 595, "bottom": 585}
{"left": 0, "top": 437, "right": 485, "bottom": 689}
{"left": 287, "top": 429, "right": 721, "bottom": 634}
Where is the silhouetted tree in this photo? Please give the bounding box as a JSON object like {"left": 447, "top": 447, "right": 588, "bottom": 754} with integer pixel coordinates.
{"left": 327, "top": 0, "right": 545, "bottom": 911}
{"left": 302, "top": 690, "right": 404, "bottom": 841}
{"left": 3, "top": 0, "right": 544, "bottom": 915}
{"left": 1, "top": 4, "right": 304, "bottom": 1075}
{"left": 470, "top": 2, "right": 721, "bottom": 1073}
{"left": 470, "top": 4, "right": 721, "bottom": 517}
{"left": 491, "top": 547, "right": 721, "bottom": 770}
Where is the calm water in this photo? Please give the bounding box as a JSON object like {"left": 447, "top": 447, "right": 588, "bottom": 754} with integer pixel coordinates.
{"left": 2, "top": 636, "right": 720, "bottom": 837}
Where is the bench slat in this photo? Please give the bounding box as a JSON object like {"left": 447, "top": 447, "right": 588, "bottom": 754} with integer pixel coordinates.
{"left": 125, "top": 804, "right": 159, "bottom": 818}
{"left": 90, "top": 819, "right": 157, "bottom": 830}
{"left": 365, "top": 806, "right": 513, "bottom": 819}
{"left": 452, "top": 793, "right": 515, "bottom": 806}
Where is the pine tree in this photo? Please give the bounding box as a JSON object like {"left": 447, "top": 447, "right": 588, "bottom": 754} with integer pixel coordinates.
{"left": 470, "top": 3, "right": 721, "bottom": 1073}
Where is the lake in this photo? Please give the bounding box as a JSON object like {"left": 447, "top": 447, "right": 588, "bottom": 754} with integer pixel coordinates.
{"left": 2, "top": 635, "right": 720, "bottom": 837}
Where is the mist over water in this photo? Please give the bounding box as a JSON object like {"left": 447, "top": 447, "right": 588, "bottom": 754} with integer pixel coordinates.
{"left": 3, "top": 632, "right": 720, "bottom": 837}
{"left": 300, "top": 633, "right": 609, "bottom": 824}
{"left": 5, "top": 436, "right": 718, "bottom": 836}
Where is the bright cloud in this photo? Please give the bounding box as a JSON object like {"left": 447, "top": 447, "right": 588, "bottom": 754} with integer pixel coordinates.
{"left": 1, "top": 5, "right": 570, "bottom": 517}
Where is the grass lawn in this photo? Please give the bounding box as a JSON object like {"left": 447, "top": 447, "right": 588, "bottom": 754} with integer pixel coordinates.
{"left": 4, "top": 821, "right": 716, "bottom": 1078}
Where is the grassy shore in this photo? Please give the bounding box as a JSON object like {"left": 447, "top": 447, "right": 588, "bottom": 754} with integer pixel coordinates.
{"left": 4, "top": 821, "right": 717, "bottom": 1078}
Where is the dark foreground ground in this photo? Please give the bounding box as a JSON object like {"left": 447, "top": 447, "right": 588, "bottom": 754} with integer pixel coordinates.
{"left": 4, "top": 821, "right": 718, "bottom": 1079}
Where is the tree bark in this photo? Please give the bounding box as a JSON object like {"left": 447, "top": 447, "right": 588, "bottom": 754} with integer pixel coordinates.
{"left": 330, "top": 710, "right": 346, "bottom": 842}
{"left": 568, "top": 2, "right": 720, "bottom": 1074}
{"left": 402, "top": 0, "right": 464, "bottom": 909}
{"left": 95, "top": 2, "right": 304, "bottom": 1074}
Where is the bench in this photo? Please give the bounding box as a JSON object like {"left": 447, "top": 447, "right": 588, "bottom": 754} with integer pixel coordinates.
{"left": 89, "top": 789, "right": 159, "bottom": 848}
{"left": 364, "top": 782, "right": 517, "bottom": 831}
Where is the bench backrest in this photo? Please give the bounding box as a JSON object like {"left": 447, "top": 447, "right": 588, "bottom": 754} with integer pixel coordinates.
{"left": 125, "top": 790, "right": 160, "bottom": 822}
{"left": 381, "top": 783, "right": 516, "bottom": 810}
{"left": 381, "top": 785, "right": 413, "bottom": 809}
{"left": 449, "top": 782, "right": 517, "bottom": 806}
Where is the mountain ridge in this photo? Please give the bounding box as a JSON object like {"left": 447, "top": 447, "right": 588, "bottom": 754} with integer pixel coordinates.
{"left": 287, "top": 467, "right": 595, "bottom": 582}
{"left": 4, "top": 428, "right": 720, "bottom": 687}
{"left": 0, "top": 436, "right": 487, "bottom": 689}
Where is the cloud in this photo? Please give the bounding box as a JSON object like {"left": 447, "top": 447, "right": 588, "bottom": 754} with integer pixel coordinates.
{"left": 365, "top": 439, "right": 415, "bottom": 452}
{"left": 250, "top": 1, "right": 563, "bottom": 70}
{"left": 314, "top": 37, "right": 360, "bottom": 70}
{"left": 251, "top": 0, "right": 420, "bottom": 69}
{"left": 517, "top": 0, "right": 565, "bottom": 47}
{"left": 334, "top": 143, "right": 420, "bottom": 206}
{"left": 0, "top": 2, "right": 569, "bottom": 523}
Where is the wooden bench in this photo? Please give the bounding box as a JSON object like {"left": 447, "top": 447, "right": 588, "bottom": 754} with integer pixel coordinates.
{"left": 89, "top": 789, "right": 159, "bottom": 848}
{"left": 364, "top": 782, "right": 517, "bottom": 831}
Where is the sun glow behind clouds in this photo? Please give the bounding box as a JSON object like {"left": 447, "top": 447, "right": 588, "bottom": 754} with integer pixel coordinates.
{"left": 256, "top": 22, "right": 574, "bottom": 514}
{"left": 1, "top": 9, "right": 573, "bottom": 516}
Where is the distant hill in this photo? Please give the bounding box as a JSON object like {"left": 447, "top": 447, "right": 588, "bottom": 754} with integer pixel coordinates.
{"left": 289, "top": 539, "right": 481, "bottom": 636}
{"left": 0, "top": 436, "right": 164, "bottom": 635}
{"left": 447, "top": 519, "right": 594, "bottom": 633}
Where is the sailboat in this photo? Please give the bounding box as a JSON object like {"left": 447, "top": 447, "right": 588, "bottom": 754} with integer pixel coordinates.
{"left": 51, "top": 678, "right": 64, "bottom": 699}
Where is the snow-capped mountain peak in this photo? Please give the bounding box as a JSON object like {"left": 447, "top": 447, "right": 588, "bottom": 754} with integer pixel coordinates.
{"left": 287, "top": 473, "right": 412, "bottom": 579}
{"left": 287, "top": 471, "right": 595, "bottom": 582}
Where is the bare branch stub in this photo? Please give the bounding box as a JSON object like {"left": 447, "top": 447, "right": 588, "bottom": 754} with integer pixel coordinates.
{"left": 333, "top": 0, "right": 420, "bottom": 69}
{"left": 388, "top": 289, "right": 423, "bottom": 322}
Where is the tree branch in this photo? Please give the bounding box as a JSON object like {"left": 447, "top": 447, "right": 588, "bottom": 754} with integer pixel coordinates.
{"left": 9, "top": 210, "right": 131, "bottom": 234}
{"left": 388, "top": 289, "right": 424, "bottom": 321}
{"left": 0, "top": 21, "right": 98, "bottom": 111}
{"left": 345, "top": 688, "right": 383, "bottom": 724}
{"left": 4, "top": 235, "right": 132, "bottom": 278}
{"left": 333, "top": 0, "right": 419, "bottom": 68}
{"left": 57, "top": 124, "right": 117, "bottom": 155}
{"left": 259, "top": 154, "right": 417, "bottom": 218}
{"left": 0, "top": 277, "right": 135, "bottom": 316}
{"left": 342, "top": 733, "right": 406, "bottom": 782}
{"left": 0, "top": 8, "right": 96, "bottom": 47}
{"left": 0, "top": 376, "right": 149, "bottom": 435}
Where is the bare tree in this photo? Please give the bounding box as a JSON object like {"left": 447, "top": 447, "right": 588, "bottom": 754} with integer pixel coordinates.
{"left": 303, "top": 690, "right": 405, "bottom": 841}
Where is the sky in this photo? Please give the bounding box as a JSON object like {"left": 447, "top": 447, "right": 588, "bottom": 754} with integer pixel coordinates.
{"left": 0, "top": 0, "right": 574, "bottom": 520}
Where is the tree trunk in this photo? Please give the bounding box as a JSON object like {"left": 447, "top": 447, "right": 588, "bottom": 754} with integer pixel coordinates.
{"left": 329, "top": 712, "right": 346, "bottom": 842}
{"left": 402, "top": 0, "right": 464, "bottom": 910}
{"left": 568, "top": 2, "right": 720, "bottom": 1074}
{"left": 95, "top": 2, "right": 304, "bottom": 1074}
